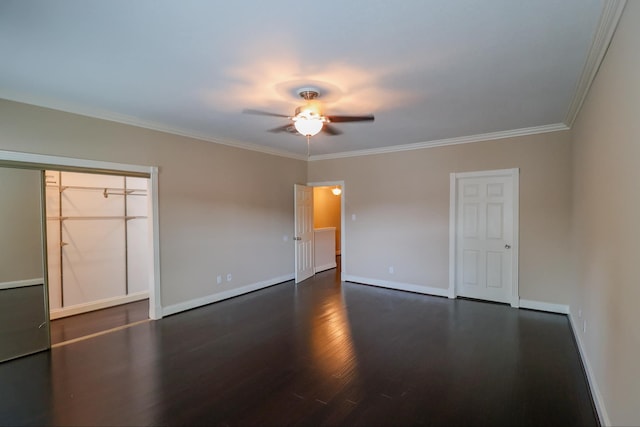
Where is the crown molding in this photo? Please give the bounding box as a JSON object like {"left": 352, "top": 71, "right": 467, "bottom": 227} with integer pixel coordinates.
{"left": 0, "top": 94, "right": 308, "bottom": 161}
{"left": 2, "top": 94, "right": 571, "bottom": 164}
{"left": 564, "top": 0, "right": 627, "bottom": 127}
{"left": 308, "top": 123, "right": 569, "bottom": 161}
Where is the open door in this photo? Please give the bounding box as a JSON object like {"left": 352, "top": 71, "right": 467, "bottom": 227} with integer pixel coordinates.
{"left": 0, "top": 167, "right": 49, "bottom": 362}
{"left": 294, "top": 184, "right": 314, "bottom": 283}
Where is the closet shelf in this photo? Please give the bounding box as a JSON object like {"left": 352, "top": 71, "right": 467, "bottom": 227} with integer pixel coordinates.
{"left": 47, "top": 216, "right": 148, "bottom": 221}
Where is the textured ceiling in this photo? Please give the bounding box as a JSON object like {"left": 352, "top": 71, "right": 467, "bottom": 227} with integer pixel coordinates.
{"left": 0, "top": 0, "right": 607, "bottom": 159}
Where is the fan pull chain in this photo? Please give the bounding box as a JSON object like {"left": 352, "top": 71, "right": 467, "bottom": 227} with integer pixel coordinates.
{"left": 307, "top": 135, "right": 310, "bottom": 158}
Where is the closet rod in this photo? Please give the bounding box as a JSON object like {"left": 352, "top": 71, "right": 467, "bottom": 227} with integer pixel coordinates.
{"left": 57, "top": 185, "right": 147, "bottom": 194}
{"left": 47, "top": 216, "right": 148, "bottom": 221}
{"left": 103, "top": 189, "right": 146, "bottom": 198}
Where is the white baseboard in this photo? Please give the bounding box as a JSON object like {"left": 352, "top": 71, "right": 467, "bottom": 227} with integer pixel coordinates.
{"left": 315, "top": 262, "right": 337, "bottom": 273}
{"left": 50, "top": 291, "right": 149, "bottom": 319}
{"left": 162, "top": 274, "right": 294, "bottom": 317}
{"left": 0, "top": 278, "right": 44, "bottom": 290}
{"left": 568, "top": 311, "right": 609, "bottom": 426}
{"left": 343, "top": 275, "right": 449, "bottom": 298}
{"left": 518, "top": 299, "right": 569, "bottom": 314}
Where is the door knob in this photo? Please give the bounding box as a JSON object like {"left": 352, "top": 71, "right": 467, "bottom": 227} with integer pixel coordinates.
{"left": 505, "top": 244, "right": 511, "bottom": 249}
{"left": 294, "top": 237, "right": 301, "bottom": 241}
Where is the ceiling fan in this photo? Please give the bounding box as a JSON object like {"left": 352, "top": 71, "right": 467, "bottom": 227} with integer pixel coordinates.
{"left": 243, "top": 89, "right": 374, "bottom": 137}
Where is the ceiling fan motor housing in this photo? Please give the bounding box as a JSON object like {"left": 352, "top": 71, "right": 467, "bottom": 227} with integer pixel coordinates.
{"left": 297, "top": 89, "right": 320, "bottom": 100}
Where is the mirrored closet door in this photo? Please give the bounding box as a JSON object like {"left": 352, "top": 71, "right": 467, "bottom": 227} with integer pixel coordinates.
{"left": 0, "top": 167, "right": 49, "bottom": 362}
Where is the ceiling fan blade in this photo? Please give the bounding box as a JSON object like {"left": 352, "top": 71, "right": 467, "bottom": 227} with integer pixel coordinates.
{"left": 322, "top": 124, "right": 343, "bottom": 135}
{"left": 267, "top": 124, "right": 295, "bottom": 133}
{"left": 243, "top": 109, "right": 290, "bottom": 118}
{"left": 326, "top": 114, "right": 375, "bottom": 123}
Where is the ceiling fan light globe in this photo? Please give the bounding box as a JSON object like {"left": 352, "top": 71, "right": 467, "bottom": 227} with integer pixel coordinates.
{"left": 294, "top": 118, "right": 323, "bottom": 136}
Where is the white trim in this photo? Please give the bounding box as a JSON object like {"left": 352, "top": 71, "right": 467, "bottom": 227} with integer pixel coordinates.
{"left": 564, "top": 0, "right": 628, "bottom": 126}
{"left": 307, "top": 180, "right": 346, "bottom": 281}
{"left": 0, "top": 278, "right": 44, "bottom": 290}
{"left": 1, "top": 94, "right": 570, "bottom": 163}
{"left": 448, "top": 174, "right": 457, "bottom": 299}
{"left": 568, "top": 311, "right": 610, "bottom": 426}
{"left": 511, "top": 169, "right": 520, "bottom": 308}
{"left": 344, "top": 275, "right": 449, "bottom": 298}
{"left": 0, "top": 148, "right": 150, "bottom": 174}
{"left": 309, "top": 124, "right": 568, "bottom": 161}
{"left": 162, "top": 274, "right": 294, "bottom": 317}
{"left": 518, "top": 299, "right": 569, "bottom": 314}
{"left": 0, "top": 149, "right": 162, "bottom": 320}
{"left": 0, "top": 96, "right": 307, "bottom": 161}
{"left": 147, "top": 167, "right": 162, "bottom": 320}
{"left": 450, "top": 168, "right": 518, "bottom": 179}
{"left": 448, "top": 168, "right": 520, "bottom": 307}
{"left": 49, "top": 291, "right": 149, "bottom": 320}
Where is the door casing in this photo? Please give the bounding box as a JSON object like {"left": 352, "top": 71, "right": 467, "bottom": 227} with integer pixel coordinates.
{"left": 0, "top": 150, "right": 162, "bottom": 320}
{"left": 448, "top": 168, "right": 519, "bottom": 307}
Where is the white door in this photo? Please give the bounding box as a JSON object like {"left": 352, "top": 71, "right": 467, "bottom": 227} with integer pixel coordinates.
{"left": 453, "top": 170, "right": 518, "bottom": 305}
{"left": 294, "top": 184, "right": 314, "bottom": 283}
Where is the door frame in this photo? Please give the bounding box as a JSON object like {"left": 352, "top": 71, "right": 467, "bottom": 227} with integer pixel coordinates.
{"left": 0, "top": 149, "right": 162, "bottom": 320}
{"left": 448, "top": 168, "right": 519, "bottom": 307}
{"left": 307, "top": 180, "right": 346, "bottom": 281}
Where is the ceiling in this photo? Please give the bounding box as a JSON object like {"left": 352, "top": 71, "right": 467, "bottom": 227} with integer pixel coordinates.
{"left": 0, "top": 0, "right": 613, "bottom": 160}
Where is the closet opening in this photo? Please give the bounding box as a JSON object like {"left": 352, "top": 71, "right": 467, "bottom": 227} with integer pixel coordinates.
{"left": 311, "top": 184, "right": 343, "bottom": 277}
{"left": 45, "top": 170, "right": 151, "bottom": 345}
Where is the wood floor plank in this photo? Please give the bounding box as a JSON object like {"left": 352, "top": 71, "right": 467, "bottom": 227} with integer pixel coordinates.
{"left": 0, "top": 266, "right": 597, "bottom": 426}
{"left": 49, "top": 299, "right": 149, "bottom": 344}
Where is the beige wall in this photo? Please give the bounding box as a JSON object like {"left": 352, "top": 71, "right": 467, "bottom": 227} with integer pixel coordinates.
{"left": 0, "top": 99, "right": 307, "bottom": 308}
{"left": 570, "top": 2, "right": 640, "bottom": 425}
{"left": 313, "top": 186, "right": 341, "bottom": 253}
{"left": 0, "top": 168, "right": 43, "bottom": 283}
{"left": 309, "top": 131, "right": 573, "bottom": 303}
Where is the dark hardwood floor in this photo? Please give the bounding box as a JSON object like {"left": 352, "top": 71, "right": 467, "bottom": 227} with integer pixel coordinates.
{"left": 0, "top": 265, "right": 596, "bottom": 426}
{"left": 49, "top": 299, "right": 149, "bottom": 345}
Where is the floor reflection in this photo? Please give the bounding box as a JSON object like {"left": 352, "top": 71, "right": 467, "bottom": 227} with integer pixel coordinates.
{"left": 310, "top": 285, "right": 359, "bottom": 383}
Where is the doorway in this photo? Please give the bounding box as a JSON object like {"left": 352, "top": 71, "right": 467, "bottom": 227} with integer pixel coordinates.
{"left": 45, "top": 170, "right": 152, "bottom": 344}
{"left": 449, "top": 169, "right": 519, "bottom": 306}
{"left": 295, "top": 181, "right": 344, "bottom": 283}
{"left": 312, "top": 185, "right": 342, "bottom": 271}
{"left": 0, "top": 149, "right": 161, "bottom": 358}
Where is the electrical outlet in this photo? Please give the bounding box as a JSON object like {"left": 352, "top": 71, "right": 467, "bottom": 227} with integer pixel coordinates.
{"left": 352, "top": 214, "right": 356, "bottom": 221}
{"left": 216, "top": 275, "right": 222, "bottom": 285}
{"left": 226, "top": 273, "right": 232, "bottom": 282}
{"left": 388, "top": 266, "right": 394, "bottom": 274}
{"left": 578, "top": 309, "right": 582, "bottom": 318}
{"left": 283, "top": 235, "right": 288, "bottom": 242}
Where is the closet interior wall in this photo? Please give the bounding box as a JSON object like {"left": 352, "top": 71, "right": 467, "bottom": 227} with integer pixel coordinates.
{"left": 46, "top": 171, "right": 149, "bottom": 319}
